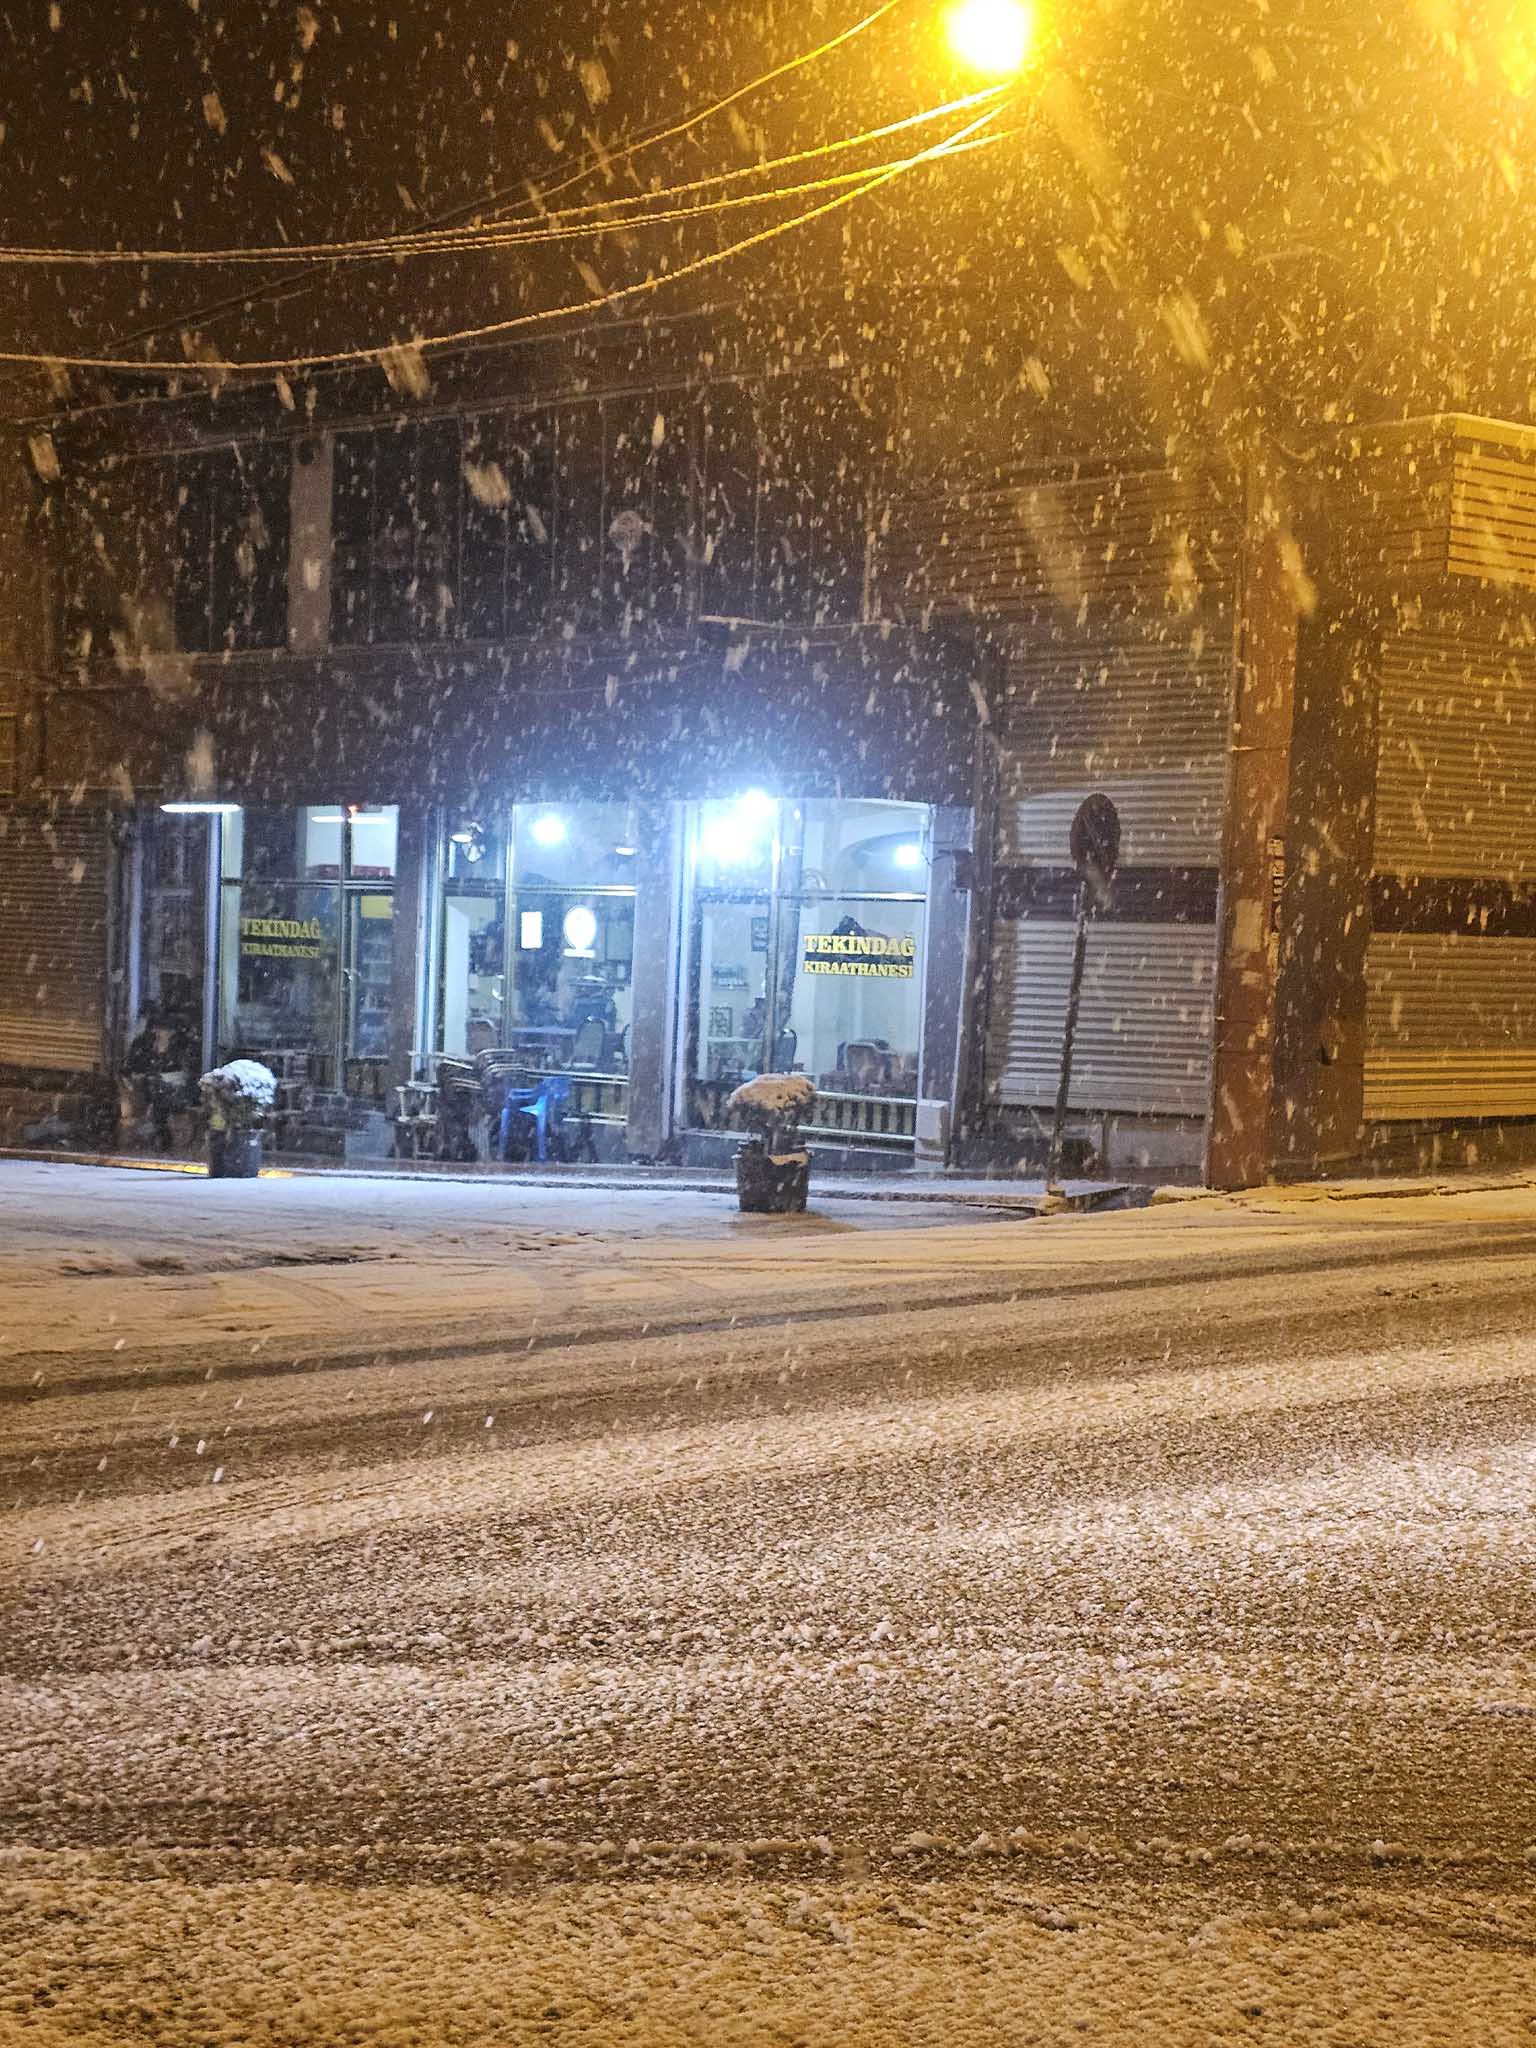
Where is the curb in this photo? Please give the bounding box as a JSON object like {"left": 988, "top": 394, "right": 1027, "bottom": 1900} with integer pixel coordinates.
{"left": 0, "top": 1144, "right": 1128, "bottom": 1213}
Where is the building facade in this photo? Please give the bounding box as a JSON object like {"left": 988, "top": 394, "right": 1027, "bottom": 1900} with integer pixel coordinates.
{"left": 8, "top": 378, "right": 1536, "bottom": 1186}
{"left": 1, "top": 357, "right": 989, "bottom": 1169}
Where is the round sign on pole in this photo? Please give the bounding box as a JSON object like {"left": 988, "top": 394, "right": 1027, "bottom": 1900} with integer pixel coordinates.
{"left": 1069, "top": 792, "right": 1121, "bottom": 898}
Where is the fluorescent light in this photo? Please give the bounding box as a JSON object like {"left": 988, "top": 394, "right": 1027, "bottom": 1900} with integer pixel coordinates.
{"left": 519, "top": 909, "right": 544, "bottom": 951}
{"left": 160, "top": 802, "right": 239, "bottom": 815}
{"left": 735, "top": 788, "right": 776, "bottom": 823}
{"left": 892, "top": 841, "right": 924, "bottom": 869}
{"left": 612, "top": 843, "right": 637, "bottom": 858}
{"left": 701, "top": 817, "right": 759, "bottom": 864}
{"left": 529, "top": 813, "right": 567, "bottom": 848}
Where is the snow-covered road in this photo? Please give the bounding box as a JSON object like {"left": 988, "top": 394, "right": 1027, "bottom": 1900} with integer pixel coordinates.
{"left": 3, "top": 1164, "right": 1536, "bottom": 2042}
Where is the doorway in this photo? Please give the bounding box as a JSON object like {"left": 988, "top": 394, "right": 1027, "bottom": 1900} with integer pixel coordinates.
{"left": 216, "top": 804, "right": 399, "bottom": 1099}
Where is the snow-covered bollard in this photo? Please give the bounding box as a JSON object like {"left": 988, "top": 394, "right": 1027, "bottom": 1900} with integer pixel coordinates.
{"left": 727, "top": 1071, "right": 816, "bottom": 1214}
{"left": 198, "top": 1059, "right": 277, "bottom": 1180}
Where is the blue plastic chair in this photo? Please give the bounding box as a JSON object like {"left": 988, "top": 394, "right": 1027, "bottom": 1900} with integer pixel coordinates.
{"left": 498, "top": 1072, "right": 573, "bottom": 1162}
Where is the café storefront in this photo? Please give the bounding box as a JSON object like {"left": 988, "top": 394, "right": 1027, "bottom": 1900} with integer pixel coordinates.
{"left": 136, "top": 788, "right": 962, "bottom": 1163}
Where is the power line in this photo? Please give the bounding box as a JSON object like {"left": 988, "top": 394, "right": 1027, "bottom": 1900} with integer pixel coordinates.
{"left": 496, "top": 0, "right": 908, "bottom": 220}
{"left": 1, "top": 0, "right": 922, "bottom": 419}
{"left": 0, "top": 93, "right": 1006, "bottom": 267}
{"left": 0, "top": 107, "right": 1004, "bottom": 378}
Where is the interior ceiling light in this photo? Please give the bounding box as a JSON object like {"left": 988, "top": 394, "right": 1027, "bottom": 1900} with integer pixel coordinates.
{"left": 529, "top": 813, "right": 568, "bottom": 848}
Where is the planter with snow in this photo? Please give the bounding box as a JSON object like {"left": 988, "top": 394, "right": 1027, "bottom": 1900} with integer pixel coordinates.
{"left": 199, "top": 1060, "right": 277, "bottom": 1179}
{"left": 727, "top": 1071, "right": 816, "bottom": 1214}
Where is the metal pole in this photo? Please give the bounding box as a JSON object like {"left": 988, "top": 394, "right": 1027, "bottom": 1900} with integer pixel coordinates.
{"left": 1046, "top": 879, "right": 1090, "bottom": 1193}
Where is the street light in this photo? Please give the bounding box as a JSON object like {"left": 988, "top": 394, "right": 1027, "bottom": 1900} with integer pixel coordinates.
{"left": 944, "top": 0, "right": 1034, "bottom": 76}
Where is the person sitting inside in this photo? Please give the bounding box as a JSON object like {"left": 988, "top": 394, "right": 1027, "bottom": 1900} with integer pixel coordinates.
{"left": 122, "top": 1005, "right": 199, "bottom": 1152}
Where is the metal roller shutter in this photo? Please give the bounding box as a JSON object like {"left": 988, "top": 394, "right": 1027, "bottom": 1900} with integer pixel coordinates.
{"left": 988, "top": 920, "right": 1215, "bottom": 1117}
{"left": 1365, "top": 931, "right": 1536, "bottom": 1120}
{"left": 880, "top": 468, "right": 1239, "bottom": 624}
{"left": 998, "top": 623, "right": 1235, "bottom": 865}
{"left": 0, "top": 806, "right": 109, "bottom": 1072}
{"left": 1374, "top": 621, "right": 1536, "bottom": 877}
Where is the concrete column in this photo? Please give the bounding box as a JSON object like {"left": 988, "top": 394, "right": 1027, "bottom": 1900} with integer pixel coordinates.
{"left": 953, "top": 700, "right": 1000, "bottom": 1153}
{"left": 1206, "top": 481, "right": 1301, "bottom": 1190}
{"left": 288, "top": 436, "right": 332, "bottom": 657}
{"left": 918, "top": 804, "right": 974, "bottom": 1161}
{"left": 624, "top": 802, "right": 682, "bottom": 1160}
{"left": 1270, "top": 600, "right": 1381, "bottom": 1176}
{"left": 388, "top": 803, "right": 431, "bottom": 1094}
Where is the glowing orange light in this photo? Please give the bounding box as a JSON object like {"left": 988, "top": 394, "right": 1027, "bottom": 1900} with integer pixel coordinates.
{"left": 944, "top": 0, "right": 1035, "bottom": 76}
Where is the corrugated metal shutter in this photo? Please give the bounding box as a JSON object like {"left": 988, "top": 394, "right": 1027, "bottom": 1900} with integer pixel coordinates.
{"left": 998, "top": 622, "right": 1235, "bottom": 864}
{"left": 1374, "top": 620, "right": 1536, "bottom": 876}
{"left": 989, "top": 920, "right": 1215, "bottom": 1116}
{"left": 880, "top": 468, "right": 1238, "bottom": 625}
{"left": 1341, "top": 419, "right": 1536, "bottom": 596}
{"left": 0, "top": 806, "right": 109, "bottom": 1071}
{"left": 1364, "top": 931, "right": 1536, "bottom": 1119}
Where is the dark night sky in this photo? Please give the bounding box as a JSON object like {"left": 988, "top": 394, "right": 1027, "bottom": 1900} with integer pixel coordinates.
{"left": 7, "top": 2, "right": 1536, "bottom": 456}
{"left": 0, "top": 1, "right": 944, "bottom": 371}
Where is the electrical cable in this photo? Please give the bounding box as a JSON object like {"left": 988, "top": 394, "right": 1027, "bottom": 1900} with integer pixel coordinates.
{"left": 495, "top": 0, "right": 907, "bottom": 219}
{"left": 0, "top": 104, "right": 1005, "bottom": 377}
{"left": 0, "top": 0, "right": 968, "bottom": 415}
{"left": 0, "top": 96, "right": 1007, "bottom": 265}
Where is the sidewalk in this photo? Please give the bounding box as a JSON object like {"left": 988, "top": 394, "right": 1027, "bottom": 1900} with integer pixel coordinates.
{"left": 0, "top": 1140, "right": 1127, "bottom": 1213}
{"left": 5, "top": 1155, "right": 1536, "bottom": 1371}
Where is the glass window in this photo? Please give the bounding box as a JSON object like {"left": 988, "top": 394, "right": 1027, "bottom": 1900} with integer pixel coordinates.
{"left": 440, "top": 887, "right": 505, "bottom": 1058}
{"left": 693, "top": 895, "right": 772, "bottom": 1082}
{"left": 301, "top": 807, "right": 344, "bottom": 879}
{"left": 691, "top": 792, "right": 778, "bottom": 894}
{"left": 444, "top": 812, "right": 507, "bottom": 885}
{"left": 510, "top": 803, "right": 636, "bottom": 1075}
{"left": 214, "top": 803, "right": 399, "bottom": 1094}
{"left": 137, "top": 809, "right": 210, "bottom": 1058}
{"left": 785, "top": 801, "right": 927, "bottom": 1102}
{"left": 437, "top": 805, "right": 638, "bottom": 1083}
{"left": 507, "top": 886, "right": 635, "bottom": 1073}
{"left": 511, "top": 802, "right": 639, "bottom": 889}
{"left": 683, "top": 796, "right": 930, "bottom": 1130}
{"left": 346, "top": 804, "right": 398, "bottom": 879}
{"left": 219, "top": 878, "right": 340, "bottom": 1066}
{"left": 237, "top": 805, "right": 307, "bottom": 880}
{"left": 174, "top": 445, "right": 290, "bottom": 653}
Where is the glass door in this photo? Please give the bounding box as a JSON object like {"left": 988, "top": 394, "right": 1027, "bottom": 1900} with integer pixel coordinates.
{"left": 342, "top": 891, "right": 394, "bottom": 1060}
{"left": 338, "top": 806, "right": 398, "bottom": 1101}
{"left": 217, "top": 804, "right": 397, "bottom": 1102}
{"left": 219, "top": 876, "right": 343, "bottom": 1082}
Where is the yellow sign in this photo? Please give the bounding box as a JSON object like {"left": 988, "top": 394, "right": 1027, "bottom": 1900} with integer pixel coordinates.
{"left": 802, "top": 932, "right": 915, "bottom": 979}
{"left": 240, "top": 915, "right": 323, "bottom": 960}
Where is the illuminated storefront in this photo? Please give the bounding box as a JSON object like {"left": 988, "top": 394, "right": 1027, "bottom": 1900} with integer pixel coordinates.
{"left": 681, "top": 794, "right": 932, "bottom": 1145}
{"left": 133, "top": 788, "right": 962, "bottom": 1165}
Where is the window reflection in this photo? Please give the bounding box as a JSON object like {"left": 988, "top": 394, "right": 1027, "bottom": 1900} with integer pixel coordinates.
{"left": 437, "top": 804, "right": 638, "bottom": 1086}
{"left": 685, "top": 797, "right": 930, "bottom": 1126}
